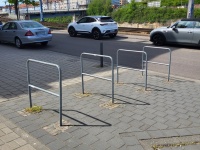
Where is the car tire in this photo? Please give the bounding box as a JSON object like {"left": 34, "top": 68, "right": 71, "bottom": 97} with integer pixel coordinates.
{"left": 92, "top": 29, "right": 101, "bottom": 40}
{"left": 41, "top": 41, "right": 48, "bottom": 46}
{"left": 15, "top": 37, "right": 23, "bottom": 49}
{"left": 152, "top": 34, "right": 165, "bottom": 46}
{"left": 109, "top": 34, "right": 116, "bottom": 38}
{"left": 68, "top": 27, "right": 77, "bottom": 37}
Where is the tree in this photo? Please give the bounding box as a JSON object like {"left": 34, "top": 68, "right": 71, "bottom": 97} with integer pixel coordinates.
{"left": 8, "top": 0, "right": 37, "bottom": 20}
{"left": 87, "top": 0, "right": 113, "bottom": 16}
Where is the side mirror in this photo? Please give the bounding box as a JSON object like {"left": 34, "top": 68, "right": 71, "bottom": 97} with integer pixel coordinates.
{"left": 172, "top": 26, "right": 176, "bottom": 30}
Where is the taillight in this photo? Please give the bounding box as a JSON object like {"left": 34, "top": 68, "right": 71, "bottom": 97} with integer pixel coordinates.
{"left": 25, "top": 30, "right": 34, "bottom": 36}
{"left": 100, "top": 23, "right": 108, "bottom": 26}
{"left": 48, "top": 29, "right": 51, "bottom": 34}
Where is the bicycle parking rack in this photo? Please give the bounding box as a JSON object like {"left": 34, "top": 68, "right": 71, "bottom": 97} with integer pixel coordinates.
{"left": 27, "top": 59, "right": 63, "bottom": 126}
{"left": 142, "top": 46, "right": 171, "bottom": 81}
{"left": 80, "top": 53, "right": 115, "bottom": 103}
{"left": 117, "top": 49, "right": 148, "bottom": 90}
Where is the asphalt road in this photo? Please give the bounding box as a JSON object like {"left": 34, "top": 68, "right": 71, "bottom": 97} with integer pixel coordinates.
{"left": 1, "top": 30, "right": 200, "bottom": 80}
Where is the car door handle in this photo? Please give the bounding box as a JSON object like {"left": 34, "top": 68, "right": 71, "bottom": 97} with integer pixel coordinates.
{"left": 188, "top": 31, "right": 192, "bottom": 33}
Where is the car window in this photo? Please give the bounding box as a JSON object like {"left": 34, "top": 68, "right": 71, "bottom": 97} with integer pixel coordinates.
{"left": 87, "top": 17, "right": 96, "bottom": 23}
{"left": 2, "top": 23, "right": 10, "bottom": 30}
{"left": 99, "top": 17, "right": 114, "bottom": 22}
{"left": 19, "top": 22, "right": 43, "bottom": 28}
{"left": 176, "top": 21, "right": 194, "bottom": 28}
{"left": 9, "top": 22, "right": 17, "bottom": 30}
{"left": 194, "top": 21, "right": 200, "bottom": 28}
{"left": 185, "top": 21, "right": 194, "bottom": 28}
{"left": 78, "top": 17, "right": 87, "bottom": 23}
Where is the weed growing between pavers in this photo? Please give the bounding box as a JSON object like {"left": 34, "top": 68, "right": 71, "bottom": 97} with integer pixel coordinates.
{"left": 43, "top": 120, "right": 71, "bottom": 135}
{"left": 25, "top": 105, "right": 43, "bottom": 113}
{"left": 74, "top": 93, "right": 92, "bottom": 98}
{"left": 99, "top": 100, "right": 120, "bottom": 109}
{"left": 136, "top": 88, "right": 152, "bottom": 94}
{"left": 152, "top": 141, "right": 200, "bottom": 150}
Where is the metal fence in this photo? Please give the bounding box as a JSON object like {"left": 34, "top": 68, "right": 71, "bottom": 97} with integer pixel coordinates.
{"left": 117, "top": 49, "right": 148, "bottom": 90}
{"left": 80, "top": 53, "right": 115, "bottom": 103}
{"left": 142, "top": 46, "right": 171, "bottom": 81}
{"left": 27, "top": 59, "right": 63, "bottom": 126}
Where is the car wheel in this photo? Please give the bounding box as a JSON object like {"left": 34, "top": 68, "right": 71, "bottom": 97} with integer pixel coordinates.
{"left": 15, "top": 37, "right": 23, "bottom": 49}
{"left": 41, "top": 41, "right": 48, "bottom": 46}
{"left": 109, "top": 34, "right": 116, "bottom": 38}
{"left": 152, "top": 34, "right": 165, "bottom": 46}
{"left": 68, "top": 27, "right": 77, "bottom": 37}
{"left": 92, "top": 29, "right": 101, "bottom": 40}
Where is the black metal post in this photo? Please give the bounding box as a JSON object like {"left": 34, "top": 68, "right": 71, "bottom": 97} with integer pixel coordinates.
{"left": 100, "top": 42, "right": 103, "bottom": 67}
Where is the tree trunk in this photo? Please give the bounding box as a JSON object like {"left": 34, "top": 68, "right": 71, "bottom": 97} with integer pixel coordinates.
{"left": 14, "top": 0, "right": 19, "bottom": 20}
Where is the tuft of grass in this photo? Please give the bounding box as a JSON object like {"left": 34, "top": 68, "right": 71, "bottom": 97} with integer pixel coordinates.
{"left": 25, "top": 105, "right": 42, "bottom": 113}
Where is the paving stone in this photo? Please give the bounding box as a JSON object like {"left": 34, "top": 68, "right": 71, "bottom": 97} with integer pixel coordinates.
{"left": 175, "top": 128, "right": 193, "bottom": 136}
{"left": 38, "top": 134, "right": 57, "bottom": 145}
{"left": 96, "top": 131, "right": 114, "bottom": 142}
{"left": 147, "top": 130, "right": 166, "bottom": 139}
{"left": 108, "top": 136, "right": 125, "bottom": 149}
{"left": 6, "top": 140, "right": 20, "bottom": 149}
{"left": 46, "top": 140, "right": 65, "bottom": 150}
{"left": 134, "top": 131, "right": 151, "bottom": 140}
{"left": 15, "top": 144, "right": 36, "bottom": 150}
{"left": 91, "top": 140, "right": 111, "bottom": 150}
{"left": 1, "top": 132, "right": 20, "bottom": 143}
{"left": 127, "top": 144, "right": 145, "bottom": 150}
{"left": 121, "top": 136, "right": 140, "bottom": 146}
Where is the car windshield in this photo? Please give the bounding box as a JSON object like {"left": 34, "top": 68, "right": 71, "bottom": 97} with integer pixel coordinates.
{"left": 19, "top": 22, "right": 44, "bottom": 29}
{"left": 99, "top": 17, "right": 114, "bottom": 22}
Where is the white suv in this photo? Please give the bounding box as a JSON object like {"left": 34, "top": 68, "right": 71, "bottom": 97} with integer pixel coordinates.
{"left": 67, "top": 16, "right": 118, "bottom": 40}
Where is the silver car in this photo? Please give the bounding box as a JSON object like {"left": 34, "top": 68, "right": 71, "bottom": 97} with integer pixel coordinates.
{"left": 150, "top": 18, "right": 200, "bottom": 46}
{"left": 0, "top": 20, "right": 52, "bottom": 48}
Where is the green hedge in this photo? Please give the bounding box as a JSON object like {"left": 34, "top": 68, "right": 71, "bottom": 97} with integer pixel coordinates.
{"left": 34, "top": 16, "right": 72, "bottom": 24}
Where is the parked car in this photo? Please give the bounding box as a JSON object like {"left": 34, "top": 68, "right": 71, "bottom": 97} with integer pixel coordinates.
{"left": 67, "top": 16, "right": 118, "bottom": 40}
{"left": 150, "top": 18, "right": 200, "bottom": 46}
{"left": 0, "top": 20, "right": 52, "bottom": 48}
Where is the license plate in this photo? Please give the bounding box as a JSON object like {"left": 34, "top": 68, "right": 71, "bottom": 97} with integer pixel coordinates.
{"left": 37, "top": 31, "right": 45, "bottom": 35}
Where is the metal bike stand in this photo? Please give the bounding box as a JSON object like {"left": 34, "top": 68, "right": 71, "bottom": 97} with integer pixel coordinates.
{"left": 80, "top": 52, "right": 115, "bottom": 103}
{"left": 117, "top": 49, "right": 148, "bottom": 90}
{"left": 27, "top": 59, "right": 63, "bottom": 126}
{"left": 142, "top": 46, "right": 171, "bottom": 81}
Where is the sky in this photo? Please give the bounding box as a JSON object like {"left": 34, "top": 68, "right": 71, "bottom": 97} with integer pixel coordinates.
{"left": 0, "top": 0, "right": 6, "bottom": 6}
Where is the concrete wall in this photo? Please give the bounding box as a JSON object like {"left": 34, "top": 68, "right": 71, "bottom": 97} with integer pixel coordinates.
{"left": 118, "top": 20, "right": 178, "bottom": 29}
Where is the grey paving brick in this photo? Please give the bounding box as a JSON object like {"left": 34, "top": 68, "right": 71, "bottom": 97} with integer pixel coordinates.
{"left": 1, "top": 132, "right": 20, "bottom": 143}
{"left": 66, "top": 137, "right": 82, "bottom": 148}
{"left": 80, "top": 134, "right": 99, "bottom": 145}
{"left": 38, "top": 134, "right": 57, "bottom": 145}
{"left": 134, "top": 131, "right": 151, "bottom": 140}
{"left": 116, "top": 122, "right": 131, "bottom": 131}
{"left": 141, "top": 118, "right": 156, "bottom": 126}
{"left": 23, "top": 124, "right": 41, "bottom": 133}
{"left": 91, "top": 140, "right": 110, "bottom": 150}
{"left": 127, "top": 144, "right": 145, "bottom": 150}
{"left": 147, "top": 130, "right": 166, "bottom": 139}
{"left": 108, "top": 136, "right": 125, "bottom": 149}
{"left": 162, "top": 129, "right": 179, "bottom": 137}
{"left": 96, "top": 131, "right": 114, "bottom": 142}
{"left": 153, "top": 122, "right": 168, "bottom": 130}
{"left": 31, "top": 129, "right": 48, "bottom": 139}
{"left": 121, "top": 136, "right": 140, "bottom": 146}
{"left": 46, "top": 140, "right": 65, "bottom": 150}
{"left": 175, "top": 128, "right": 193, "bottom": 136}
{"left": 76, "top": 143, "right": 94, "bottom": 150}
{"left": 56, "top": 132, "right": 72, "bottom": 142}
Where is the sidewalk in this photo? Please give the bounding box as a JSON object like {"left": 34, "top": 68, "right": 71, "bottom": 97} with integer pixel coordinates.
{"left": 0, "top": 46, "right": 200, "bottom": 150}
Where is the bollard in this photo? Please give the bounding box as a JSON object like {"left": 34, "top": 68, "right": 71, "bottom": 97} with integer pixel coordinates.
{"left": 100, "top": 42, "right": 103, "bottom": 67}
